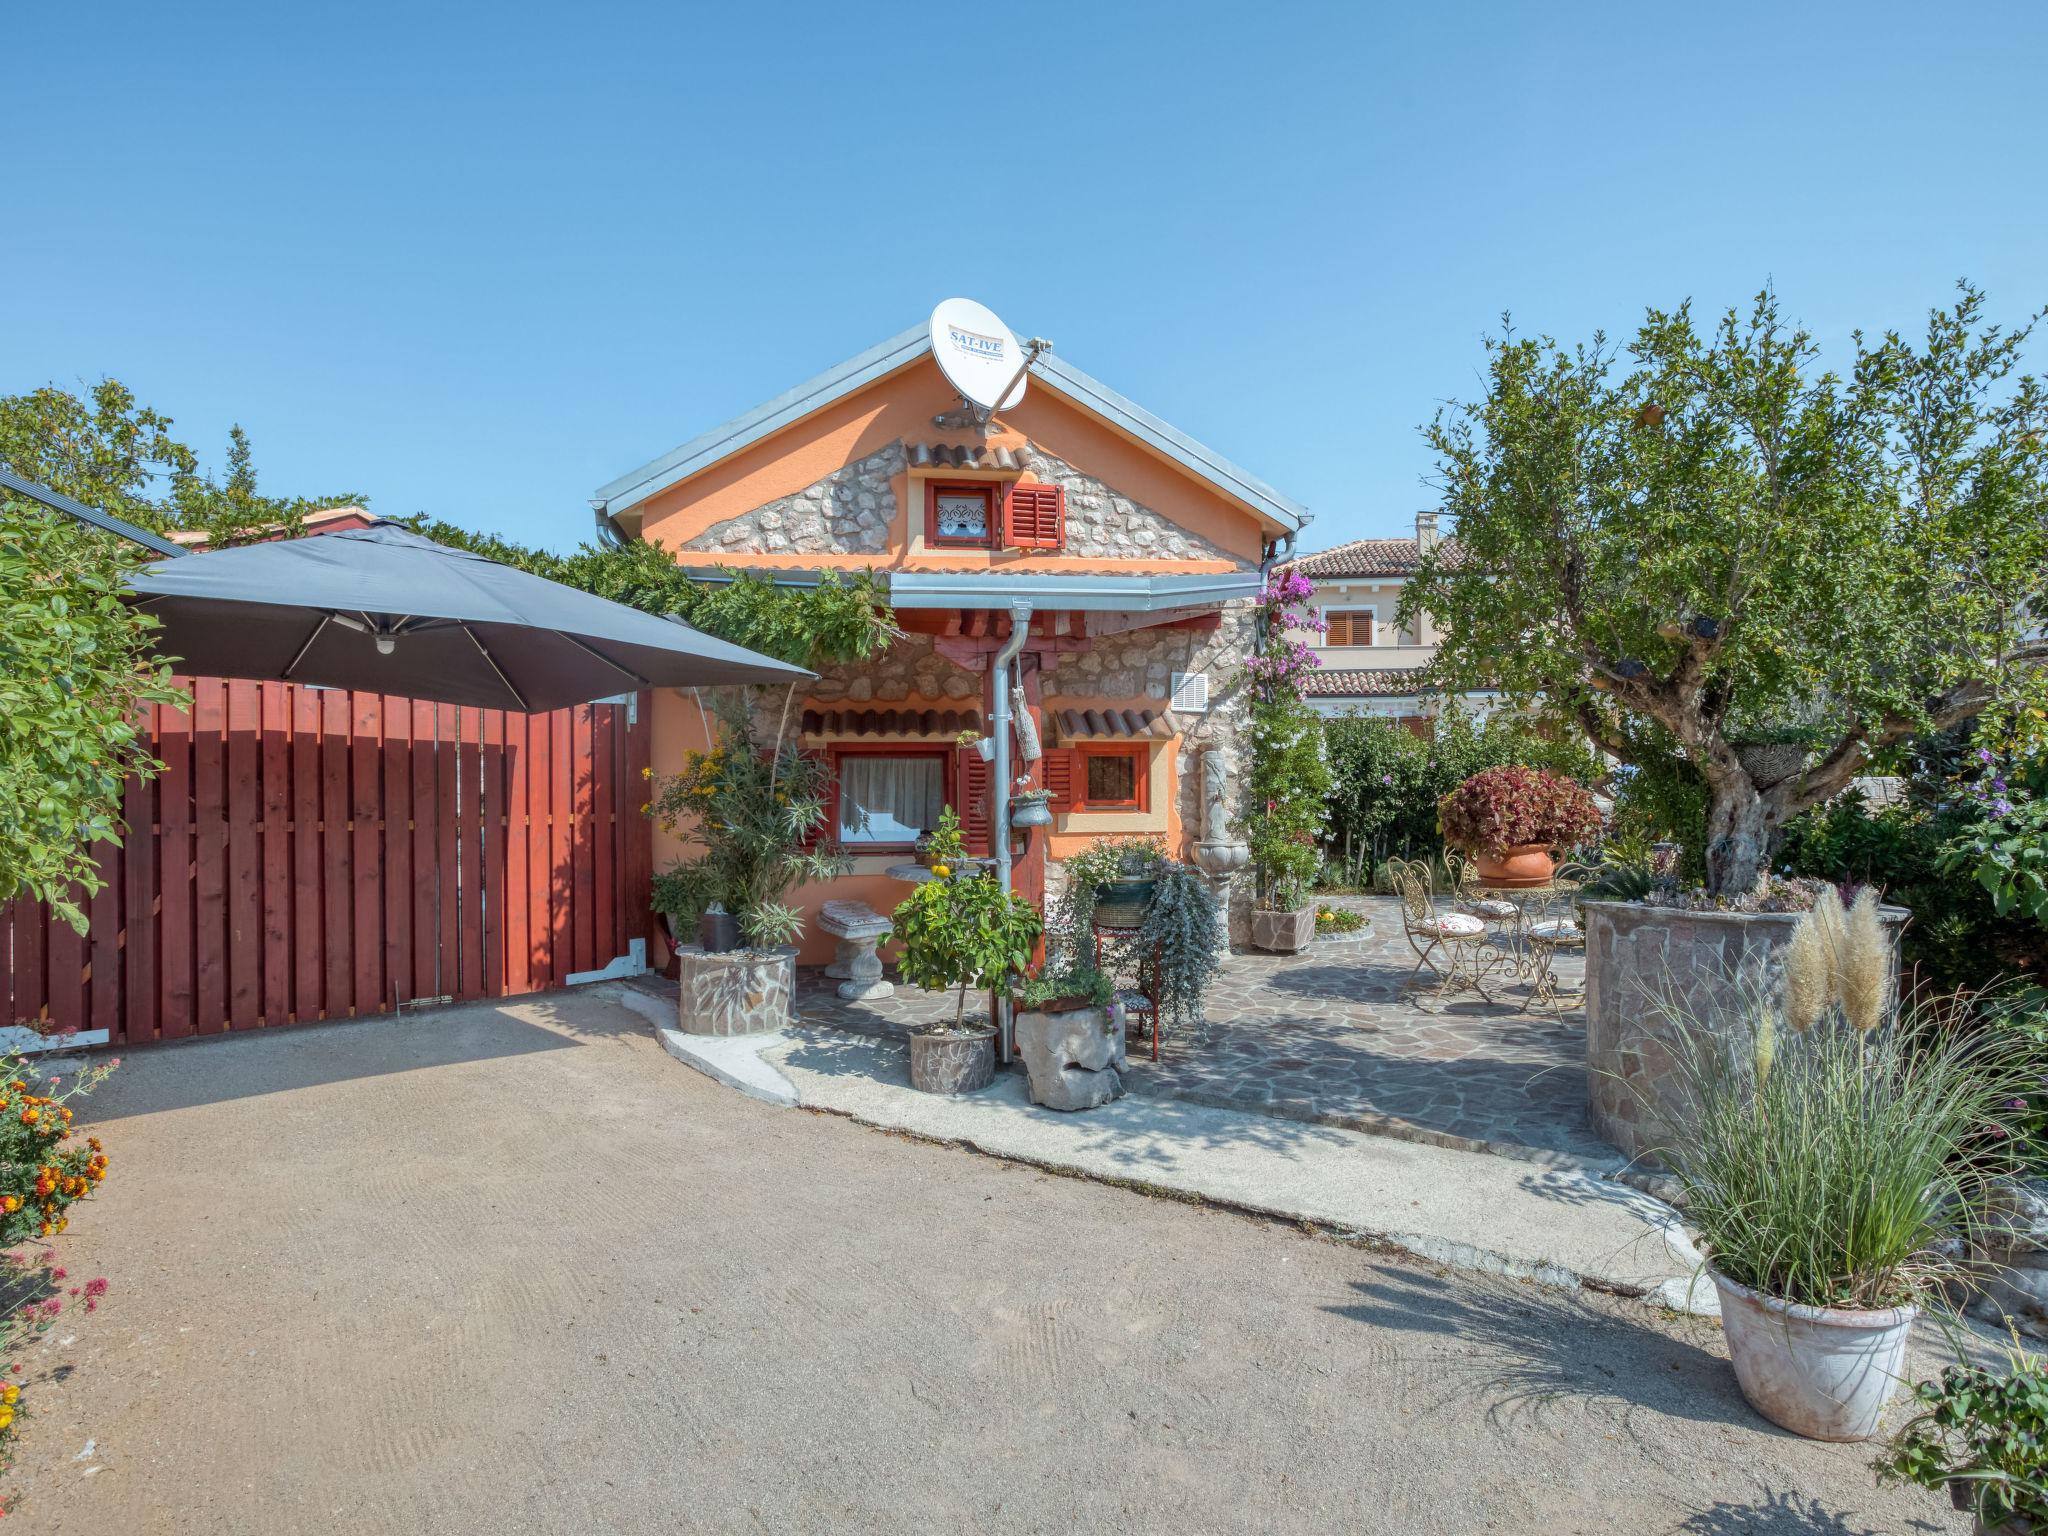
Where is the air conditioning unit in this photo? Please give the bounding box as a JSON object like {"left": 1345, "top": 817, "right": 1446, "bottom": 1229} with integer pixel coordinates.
{"left": 1170, "top": 671, "right": 1209, "bottom": 713}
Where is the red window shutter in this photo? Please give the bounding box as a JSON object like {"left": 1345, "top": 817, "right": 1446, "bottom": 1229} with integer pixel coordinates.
{"left": 1040, "top": 748, "right": 1077, "bottom": 813}
{"left": 954, "top": 746, "right": 993, "bottom": 856}
{"left": 1003, "top": 482, "right": 1065, "bottom": 551}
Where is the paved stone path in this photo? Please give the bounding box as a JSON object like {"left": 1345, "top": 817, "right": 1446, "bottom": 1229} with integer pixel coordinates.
{"left": 795, "top": 894, "right": 1615, "bottom": 1166}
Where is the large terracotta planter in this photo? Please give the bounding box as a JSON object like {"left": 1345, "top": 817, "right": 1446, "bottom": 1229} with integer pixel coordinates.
{"left": 1473, "top": 842, "right": 1554, "bottom": 887}
{"left": 907, "top": 1025, "right": 996, "bottom": 1095}
{"left": 1250, "top": 906, "right": 1316, "bottom": 954}
{"left": 1711, "top": 1268, "right": 1916, "bottom": 1441}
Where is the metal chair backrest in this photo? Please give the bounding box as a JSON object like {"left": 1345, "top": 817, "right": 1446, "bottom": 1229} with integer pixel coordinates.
{"left": 1385, "top": 857, "right": 1436, "bottom": 927}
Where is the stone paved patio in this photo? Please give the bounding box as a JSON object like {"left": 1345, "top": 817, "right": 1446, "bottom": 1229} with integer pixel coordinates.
{"left": 793, "top": 895, "right": 1617, "bottom": 1167}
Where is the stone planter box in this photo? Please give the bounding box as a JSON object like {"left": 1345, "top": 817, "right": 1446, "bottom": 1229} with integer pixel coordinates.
{"left": 674, "top": 944, "right": 797, "bottom": 1037}
{"left": 1583, "top": 900, "right": 1908, "bottom": 1163}
{"left": 1250, "top": 907, "right": 1316, "bottom": 954}
{"left": 1014, "top": 1003, "right": 1127, "bottom": 1111}
{"left": 908, "top": 1025, "right": 996, "bottom": 1095}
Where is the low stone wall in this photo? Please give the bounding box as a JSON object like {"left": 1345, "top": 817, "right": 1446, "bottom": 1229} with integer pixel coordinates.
{"left": 1584, "top": 900, "right": 1908, "bottom": 1163}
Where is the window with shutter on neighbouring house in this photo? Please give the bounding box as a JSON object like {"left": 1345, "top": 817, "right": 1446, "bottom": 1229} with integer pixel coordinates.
{"left": 1323, "top": 608, "right": 1375, "bottom": 646}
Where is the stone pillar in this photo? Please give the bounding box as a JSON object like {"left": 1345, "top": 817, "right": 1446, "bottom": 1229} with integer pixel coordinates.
{"left": 1190, "top": 744, "right": 1250, "bottom": 949}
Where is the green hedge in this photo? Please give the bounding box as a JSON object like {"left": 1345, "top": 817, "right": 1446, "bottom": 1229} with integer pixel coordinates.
{"left": 1319, "top": 706, "right": 1600, "bottom": 886}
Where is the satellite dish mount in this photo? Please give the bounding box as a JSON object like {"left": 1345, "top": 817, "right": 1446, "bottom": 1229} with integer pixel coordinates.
{"left": 928, "top": 298, "right": 1051, "bottom": 430}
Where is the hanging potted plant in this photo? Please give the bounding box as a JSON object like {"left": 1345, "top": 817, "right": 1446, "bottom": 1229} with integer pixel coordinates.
{"left": 1010, "top": 786, "right": 1055, "bottom": 830}
{"left": 891, "top": 809, "right": 1042, "bottom": 1095}
{"left": 1437, "top": 764, "right": 1602, "bottom": 887}
{"left": 1652, "top": 890, "right": 2036, "bottom": 1442}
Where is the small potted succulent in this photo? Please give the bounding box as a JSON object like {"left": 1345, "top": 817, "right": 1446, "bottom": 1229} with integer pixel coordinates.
{"left": 1437, "top": 764, "right": 1602, "bottom": 887}
{"left": 892, "top": 811, "right": 1042, "bottom": 1095}
{"left": 1017, "top": 963, "right": 1115, "bottom": 1014}
{"left": 1010, "top": 786, "right": 1055, "bottom": 830}
{"left": 1876, "top": 1351, "right": 2048, "bottom": 1533}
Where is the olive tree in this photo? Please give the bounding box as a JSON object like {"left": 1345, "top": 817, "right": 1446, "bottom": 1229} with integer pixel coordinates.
{"left": 1403, "top": 285, "right": 2048, "bottom": 894}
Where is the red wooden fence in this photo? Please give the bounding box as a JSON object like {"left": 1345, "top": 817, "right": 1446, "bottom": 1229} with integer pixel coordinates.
{"left": 3, "top": 679, "right": 652, "bottom": 1046}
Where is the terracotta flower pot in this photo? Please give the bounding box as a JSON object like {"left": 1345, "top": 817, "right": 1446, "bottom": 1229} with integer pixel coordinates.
{"left": 1250, "top": 907, "right": 1316, "bottom": 954}
{"left": 907, "top": 1025, "right": 996, "bottom": 1095}
{"left": 1711, "top": 1267, "right": 1916, "bottom": 1441}
{"left": 1474, "top": 843, "right": 1555, "bottom": 887}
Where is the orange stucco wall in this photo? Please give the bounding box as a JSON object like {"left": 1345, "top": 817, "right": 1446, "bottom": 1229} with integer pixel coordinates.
{"left": 631, "top": 354, "right": 1270, "bottom": 569}
{"left": 632, "top": 347, "right": 1268, "bottom": 965}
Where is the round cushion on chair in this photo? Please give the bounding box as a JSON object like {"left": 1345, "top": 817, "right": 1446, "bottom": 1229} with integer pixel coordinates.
{"left": 1419, "top": 912, "right": 1486, "bottom": 938}
{"left": 1462, "top": 898, "right": 1517, "bottom": 919}
{"left": 1528, "top": 918, "right": 1582, "bottom": 943}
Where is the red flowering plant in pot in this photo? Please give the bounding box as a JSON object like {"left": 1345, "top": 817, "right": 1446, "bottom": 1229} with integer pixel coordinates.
{"left": 1437, "top": 765, "right": 1602, "bottom": 886}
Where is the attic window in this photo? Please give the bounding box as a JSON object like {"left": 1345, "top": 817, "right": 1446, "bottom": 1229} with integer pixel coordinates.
{"left": 926, "top": 483, "right": 994, "bottom": 547}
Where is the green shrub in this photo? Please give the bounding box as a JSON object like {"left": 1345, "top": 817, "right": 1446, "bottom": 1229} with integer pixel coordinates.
{"left": 1779, "top": 789, "right": 2047, "bottom": 995}
{"left": 1321, "top": 704, "right": 1600, "bottom": 876}
{"left": 1877, "top": 1348, "right": 2048, "bottom": 1528}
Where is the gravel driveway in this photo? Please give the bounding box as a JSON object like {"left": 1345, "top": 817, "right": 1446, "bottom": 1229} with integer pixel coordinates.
{"left": 7, "top": 991, "right": 1962, "bottom": 1534}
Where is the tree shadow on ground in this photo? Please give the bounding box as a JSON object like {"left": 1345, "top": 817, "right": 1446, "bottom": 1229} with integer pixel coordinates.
{"left": 1325, "top": 1262, "right": 1767, "bottom": 1436}
{"left": 1670, "top": 1486, "right": 1945, "bottom": 1535}
{"left": 772, "top": 1026, "right": 1366, "bottom": 1168}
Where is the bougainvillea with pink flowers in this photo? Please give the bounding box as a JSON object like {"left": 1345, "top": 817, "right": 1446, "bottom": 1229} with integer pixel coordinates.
{"left": 1244, "top": 570, "right": 1332, "bottom": 911}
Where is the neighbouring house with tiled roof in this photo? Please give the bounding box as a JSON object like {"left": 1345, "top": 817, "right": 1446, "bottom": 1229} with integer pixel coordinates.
{"left": 1279, "top": 512, "right": 1499, "bottom": 731}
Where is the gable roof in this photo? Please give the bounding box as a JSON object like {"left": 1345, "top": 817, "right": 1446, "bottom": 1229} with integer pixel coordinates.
{"left": 1286, "top": 536, "right": 1465, "bottom": 579}
{"left": 592, "top": 321, "right": 1310, "bottom": 535}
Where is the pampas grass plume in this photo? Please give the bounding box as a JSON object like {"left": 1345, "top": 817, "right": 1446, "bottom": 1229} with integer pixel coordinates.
{"left": 1783, "top": 906, "right": 1831, "bottom": 1033}
{"left": 1841, "top": 886, "right": 1889, "bottom": 1033}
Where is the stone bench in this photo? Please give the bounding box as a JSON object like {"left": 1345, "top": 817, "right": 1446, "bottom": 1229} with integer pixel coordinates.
{"left": 818, "top": 900, "right": 894, "bottom": 1001}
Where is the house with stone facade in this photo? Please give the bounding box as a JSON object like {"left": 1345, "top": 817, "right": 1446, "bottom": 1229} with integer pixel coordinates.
{"left": 1281, "top": 514, "right": 1499, "bottom": 730}
{"left": 591, "top": 318, "right": 1311, "bottom": 964}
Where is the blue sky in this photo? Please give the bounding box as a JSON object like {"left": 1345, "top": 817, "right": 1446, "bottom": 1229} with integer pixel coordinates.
{"left": 5, "top": 1, "right": 2043, "bottom": 553}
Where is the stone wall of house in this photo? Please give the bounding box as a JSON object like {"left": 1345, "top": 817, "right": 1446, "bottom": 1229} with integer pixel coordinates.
{"left": 1020, "top": 447, "right": 1252, "bottom": 568}
{"left": 1040, "top": 597, "right": 1258, "bottom": 864}
{"left": 682, "top": 443, "right": 905, "bottom": 556}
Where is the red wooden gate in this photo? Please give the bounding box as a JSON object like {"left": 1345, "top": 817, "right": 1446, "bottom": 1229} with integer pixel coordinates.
{"left": 3, "top": 678, "right": 653, "bottom": 1046}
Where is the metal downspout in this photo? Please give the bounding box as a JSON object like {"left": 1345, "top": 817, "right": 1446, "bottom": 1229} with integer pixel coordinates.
{"left": 990, "top": 601, "right": 1033, "bottom": 1062}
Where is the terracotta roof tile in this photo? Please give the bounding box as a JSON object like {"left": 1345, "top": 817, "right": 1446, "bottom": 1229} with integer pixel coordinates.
{"left": 1300, "top": 666, "right": 1436, "bottom": 699}
{"left": 1284, "top": 537, "right": 1465, "bottom": 579}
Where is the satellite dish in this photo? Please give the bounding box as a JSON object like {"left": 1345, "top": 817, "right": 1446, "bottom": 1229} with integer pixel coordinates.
{"left": 930, "top": 298, "right": 1029, "bottom": 413}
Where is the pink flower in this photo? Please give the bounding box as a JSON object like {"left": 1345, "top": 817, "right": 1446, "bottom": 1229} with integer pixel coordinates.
{"left": 83, "top": 1278, "right": 107, "bottom": 1298}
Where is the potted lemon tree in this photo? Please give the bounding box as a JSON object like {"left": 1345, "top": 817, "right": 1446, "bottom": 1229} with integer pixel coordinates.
{"left": 892, "top": 810, "right": 1042, "bottom": 1095}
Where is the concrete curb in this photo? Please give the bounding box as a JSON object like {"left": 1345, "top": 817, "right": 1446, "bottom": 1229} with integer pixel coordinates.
{"left": 609, "top": 984, "right": 798, "bottom": 1109}
{"left": 758, "top": 1028, "right": 1714, "bottom": 1316}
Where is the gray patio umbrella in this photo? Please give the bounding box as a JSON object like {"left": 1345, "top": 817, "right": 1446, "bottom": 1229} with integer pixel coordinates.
{"left": 125, "top": 520, "right": 812, "bottom": 710}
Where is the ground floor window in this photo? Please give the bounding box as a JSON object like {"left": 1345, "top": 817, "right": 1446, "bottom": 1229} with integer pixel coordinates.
{"left": 1078, "top": 744, "right": 1148, "bottom": 811}
{"left": 832, "top": 748, "right": 949, "bottom": 848}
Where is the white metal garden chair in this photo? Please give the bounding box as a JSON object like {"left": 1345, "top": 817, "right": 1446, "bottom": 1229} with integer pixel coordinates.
{"left": 1387, "top": 856, "right": 1497, "bottom": 1002}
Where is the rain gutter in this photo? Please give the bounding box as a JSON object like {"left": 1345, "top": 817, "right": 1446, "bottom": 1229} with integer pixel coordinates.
{"left": 990, "top": 601, "right": 1032, "bottom": 1064}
